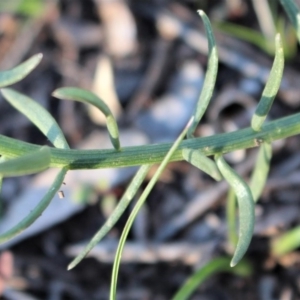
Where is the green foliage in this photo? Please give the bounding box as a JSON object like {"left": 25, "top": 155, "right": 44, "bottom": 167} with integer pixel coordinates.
{"left": 2, "top": 88, "right": 69, "bottom": 150}
{"left": 68, "top": 164, "right": 151, "bottom": 270}
{"left": 271, "top": 226, "right": 300, "bottom": 256}
{"left": 110, "top": 118, "right": 193, "bottom": 300}
{"left": 187, "top": 10, "right": 218, "bottom": 138}
{"left": 0, "top": 54, "right": 42, "bottom": 88}
{"left": 251, "top": 34, "right": 284, "bottom": 132}
{"left": 279, "top": 0, "right": 300, "bottom": 42}
{"left": 215, "top": 16, "right": 297, "bottom": 59}
{"left": 0, "top": 0, "right": 300, "bottom": 296}
{"left": 215, "top": 0, "right": 298, "bottom": 58}
{"left": 172, "top": 257, "right": 252, "bottom": 300}
{"left": 0, "top": 147, "right": 50, "bottom": 177}
{"left": 249, "top": 143, "right": 272, "bottom": 202}
{"left": 0, "top": 168, "right": 67, "bottom": 244}
{"left": 215, "top": 154, "right": 255, "bottom": 267}
{"left": 0, "top": 0, "right": 45, "bottom": 17}
{"left": 226, "top": 142, "right": 272, "bottom": 252}
{"left": 182, "top": 148, "right": 223, "bottom": 181}
{"left": 226, "top": 188, "right": 238, "bottom": 247}
{"left": 53, "top": 87, "right": 120, "bottom": 150}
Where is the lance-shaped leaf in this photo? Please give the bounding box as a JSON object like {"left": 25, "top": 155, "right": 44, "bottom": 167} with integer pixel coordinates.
{"left": 182, "top": 148, "right": 223, "bottom": 181}
{"left": 52, "top": 87, "right": 121, "bottom": 150}
{"left": 0, "top": 53, "right": 42, "bottom": 88}
{"left": 0, "top": 168, "right": 67, "bottom": 244}
{"left": 215, "top": 154, "right": 255, "bottom": 267}
{"left": 0, "top": 147, "right": 50, "bottom": 177}
{"left": 187, "top": 10, "right": 218, "bottom": 137}
{"left": 279, "top": 0, "right": 300, "bottom": 43}
{"left": 172, "top": 257, "right": 252, "bottom": 300}
{"left": 68, "top": 164, "right": 152, "bottom": 270}
{"left": 226, "top": 143, "right": 272, "bottom": 249}
{"left": 226, "top": 188, "right": 238, "bottom": 247}
{"left": 110, "top": 117, "right": 193, "bottom": 300}
{"left": 251, "top": 34, "right": 284, "bottom": 132}
{"left": 1, "top": 88, "right": 69, "bottom": 149}
{"left": 249, "top": 143, "right": 272, "bottom": 202}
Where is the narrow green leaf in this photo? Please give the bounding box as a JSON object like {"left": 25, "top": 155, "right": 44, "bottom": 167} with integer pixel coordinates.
{"left": 279, "top": 0, "right": 300, "bottom": 43}
{"left": 0, "top": 156, "right": 6, "bottom": 193}
{"left": 110, "top": 117, "right": 193, "bottom": 300}
{"left": 226, "top": 143, "right": 271, "bottom": 249}
{"left": 215, "top": 154, "right": 255, "bottom": 267}
{"left": 226, "top": 188, "right": 238, "bottom": 247}
{"left": 0, "top": 53, "right": 42, "bottom": 88}
{"left": 187, "top": 10, "right": 218, "bottom": 137}
{"left": 172, "top": 257, "right": 252, "bottom": 300}
{"left": 68, "top": 164, "right": 152, "bottom": 270}
{"left": 182, "top": 148, "right": 223, "bottom": 181}
{"left": 251, "top": 34, "right": 284, "bottom": 132}
{"left": 249, "top": 143, "right": 272, "bottom": 202}
{"left": 271, "top": 226, "right": 300, "bottom": 256}
{"left": 0, "top": 168, "right": 67, "bottom": 244}
{"left": 1, "top": 88, "right": 69, "bottom": 149}
{"left": 0, "top": 147, "right": 50, "bottom": 177}
{"left": 215, "top": 22, "right": 274, "bottom": 55}
{"left": 52, "top": 87, "right": 121, "bottom": 150}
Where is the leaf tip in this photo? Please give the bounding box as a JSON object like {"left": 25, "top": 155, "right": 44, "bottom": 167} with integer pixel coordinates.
{"left": 230, "top": 260, "right": 237, "bottom": 268}
{"left": 67, "top": 262, "right": 75, "bottom": 271}
{"left": 275, "top": 33, "right": 283, "bottom": 50}
{"left": 0, "top": 87, "right": 8, "bottom": 95}
{"left": 197, "top": 10, "right": 205, "bottom": 16}
{"left": 186, "top": 116, "right": 195, "bottom": 129}
{"left": 35, "top": 53, "right": 43, "bottom": 61}
{"left": 51, "top": 90, "right": 60, "bottom": 98}
{"left": 251, "top": 116, "right": 261, "bottom": 132}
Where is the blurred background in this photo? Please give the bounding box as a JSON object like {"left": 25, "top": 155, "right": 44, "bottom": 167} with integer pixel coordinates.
{"left": 1, "top": 0, "right": 300, "bottom": 299}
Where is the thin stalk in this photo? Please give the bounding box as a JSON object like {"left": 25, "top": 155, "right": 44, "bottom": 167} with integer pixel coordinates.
{"left": 0, "top": 168, "right": 67, "bottom": 243}
{"left": 0, "top": 112, "right": 300, "bottom": 170}
{"left": 252, "top": 0, "right": 276, "bottom": 41}
{"left": 68, "top": 164, "right": 152, "bottom": 270}
{"left": 110, "top": 117, "right": 193, "bottom": 300}
{"left": 172, "top": 257, "right": 252, "bottom": 300}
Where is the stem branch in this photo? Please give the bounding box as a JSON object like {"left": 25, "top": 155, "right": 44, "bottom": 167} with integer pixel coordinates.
{"left": 0, "top": 112, "right": 299, "bottom": 170}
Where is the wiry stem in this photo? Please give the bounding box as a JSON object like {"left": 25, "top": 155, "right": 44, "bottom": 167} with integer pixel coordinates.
{"left": 0, "top": 112, "right": 300, "bottom": 170}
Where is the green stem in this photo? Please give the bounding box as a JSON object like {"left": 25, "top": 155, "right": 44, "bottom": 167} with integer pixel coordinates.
{"left": 0, "top": 112, "right": 300, "bottom": 170}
